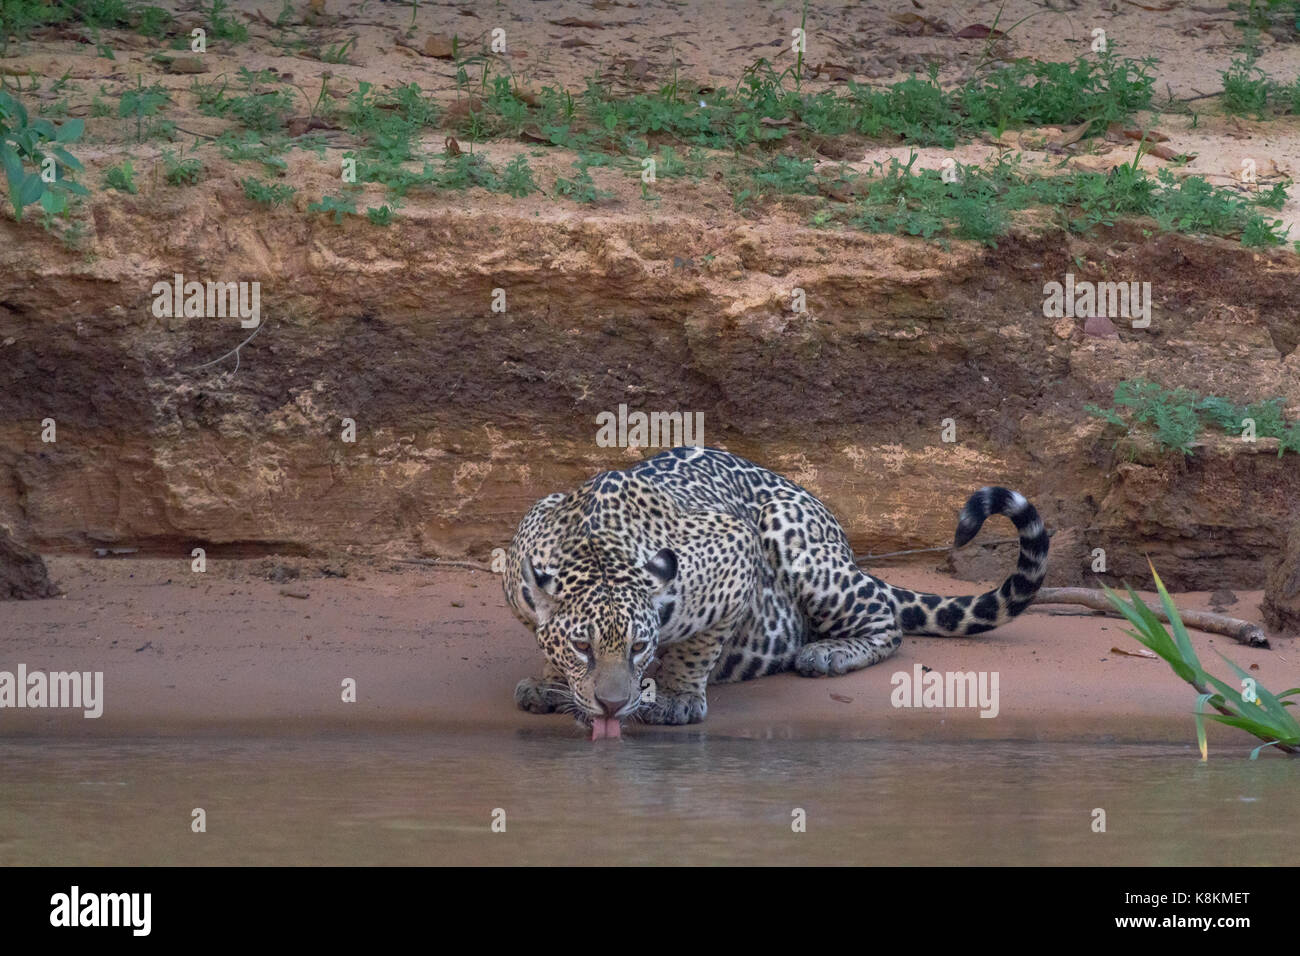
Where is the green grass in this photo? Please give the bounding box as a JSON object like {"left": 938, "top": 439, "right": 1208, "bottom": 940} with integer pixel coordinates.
{"left": 1229, "top": 0, "right": 1300, "bottom": 37}
{"left": 204, "top": 0, "right": 247, "bottom": 43}
{"left": 196, "top": 68, "right": 295, "bottom": 134}
{"left": 1221, "top": 53, "right": 1300, "bottom": 117}
{"left": 118, "top": 74, "right": 170, "bottom": 142}
{"left": 102, "top": 159, "right": 136, "bottom": 193}
{"left": 785, "top": 152, "right": 1289, "bottom": 249}
{"left": 1086, "top": 379, "right": 1300, "bottom": 457}
{"left": 500, "top": 154, "right": 538, "bottom": 197}
{"left": 161, "top": 148, "right": 202, "bottom": 185}
{"left": 215, "top": 129, "right": 327, "bottom": 173}
{"left": 0, "top": 38, "right": 1291, "bottom": 247}
{"left": 1103, "top": 565, "right": 1299, "bottom": 759}
{"left": 319, "top": 36, "right": 356, "bottom": 65}
{"left": 455, "top": 51, "right": 1155, "bottom": 155}
{"left": 0, "top": 1, "right": 177, "bottom": 52}
{"left": 555, "top": 161, "right": 610, "bottom": 204}
{"left": 240, "top": 176, "right": 294, "bottom": 206}
{"left": 308, "top": 191, "right": 358, "bottom": 223}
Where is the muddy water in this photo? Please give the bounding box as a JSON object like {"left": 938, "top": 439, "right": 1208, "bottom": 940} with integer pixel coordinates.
{"left": 0, "top": 734, "right": 1293, "bottom": 866}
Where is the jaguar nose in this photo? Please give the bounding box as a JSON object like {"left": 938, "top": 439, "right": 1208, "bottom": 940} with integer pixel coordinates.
{"left": 597, "top": 695, "right": 630, "bottom": 717}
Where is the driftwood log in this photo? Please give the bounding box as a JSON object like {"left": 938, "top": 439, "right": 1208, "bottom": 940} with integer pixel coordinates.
{"left": 1033, "top": 587, "right": 1270, "bottom": 648}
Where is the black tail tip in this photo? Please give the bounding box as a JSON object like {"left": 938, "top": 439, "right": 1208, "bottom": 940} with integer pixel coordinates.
{"left": 951, "top": 512, "right": 977, "bottom": 548}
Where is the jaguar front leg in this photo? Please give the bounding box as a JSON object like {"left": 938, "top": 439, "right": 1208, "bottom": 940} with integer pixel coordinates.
{"left": 636, "top": 630, "right": 727, "bottom": 725}
{"left": 514, "top": 661, "right": 572, "bottom": 715}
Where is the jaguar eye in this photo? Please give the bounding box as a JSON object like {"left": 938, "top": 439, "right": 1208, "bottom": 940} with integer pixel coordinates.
{"left": 572, "top": 640, "right": 591, "bottom": 654}
{"left": 631, "top": 641, "right": 649, "bottom": 655}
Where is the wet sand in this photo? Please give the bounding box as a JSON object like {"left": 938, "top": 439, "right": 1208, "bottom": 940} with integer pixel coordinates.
{"left": 1, "top": 556, "right": 1294, "bottom": 748}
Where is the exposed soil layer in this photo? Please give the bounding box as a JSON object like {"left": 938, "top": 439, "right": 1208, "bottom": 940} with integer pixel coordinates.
{"left": 3, "top": 210, "right": 1299, "bottom": 590}
{"left": 1263, "top": 517, "right": 1300, "bottom": 634}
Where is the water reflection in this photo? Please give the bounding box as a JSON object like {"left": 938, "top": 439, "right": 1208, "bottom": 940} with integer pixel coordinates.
{"left": 0, "top": 734, "right": 1293, "bottom": 865}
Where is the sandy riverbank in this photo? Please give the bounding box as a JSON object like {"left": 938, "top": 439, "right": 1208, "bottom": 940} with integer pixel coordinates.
{"left": 0, "top": 556, "right": 1292, "bottom": 750}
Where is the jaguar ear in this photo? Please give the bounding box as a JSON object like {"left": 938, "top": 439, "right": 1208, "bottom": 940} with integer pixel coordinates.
{"left": 521, "top": 555, "right": 559, "bottom": 624}
{"left": 644, "top": 548, "right": 677, "bottom": 588}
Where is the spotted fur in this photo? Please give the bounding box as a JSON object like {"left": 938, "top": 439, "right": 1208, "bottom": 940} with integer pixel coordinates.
{"left": 503, "top": 447, "right": 1048, "bottom": 728}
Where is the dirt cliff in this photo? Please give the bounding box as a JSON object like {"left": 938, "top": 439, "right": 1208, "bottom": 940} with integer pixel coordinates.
{"left": 3, "top": 195, "right": 1298, "bottom": 590}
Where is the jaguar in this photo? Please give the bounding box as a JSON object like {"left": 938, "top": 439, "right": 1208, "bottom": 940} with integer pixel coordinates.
{"left": 502, "top": 447, "right": 1048, "bottom": 739}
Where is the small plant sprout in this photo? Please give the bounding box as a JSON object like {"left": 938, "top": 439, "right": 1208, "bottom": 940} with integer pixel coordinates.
{"left": 1102, "top": 564, "right": 1300, "bottom": 759}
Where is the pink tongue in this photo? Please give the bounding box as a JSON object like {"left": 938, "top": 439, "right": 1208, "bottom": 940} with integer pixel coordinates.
{"left": 590, "top": 716, "right": 622, "bottom": 741}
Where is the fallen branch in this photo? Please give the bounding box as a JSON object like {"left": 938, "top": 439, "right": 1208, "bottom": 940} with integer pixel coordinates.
{"left": 1034, "top": 587, "right": 1269, "bottom": 648}
{"left": 396, "top": 557, "right": 494, "bottom": 572}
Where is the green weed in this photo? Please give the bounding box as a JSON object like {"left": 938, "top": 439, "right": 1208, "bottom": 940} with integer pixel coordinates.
{"left": 205, "top": 0, "right": 248, "bottom": 43}
{"left": 118, "top": 75, "right": 170, "bottom": 143}
{"left": 1103, "top": 565, "right": 1299, "bottom": 759}
{"left": 0, "top": 89, "right": 88, "bottom": 220}
{"left": 161, "top": 147, "right": 202, "bottom": 185}
{"left": 1086, "top": 379, "right": 1300, "bottom": 457}
{"left": 240, "top": 176, "right": 294, "bottom": 205}
{"left": 103, "top": 159, "right": 137, "bottom": 193}
{"left": 308, "top": 191, "right": 358, "bottom": 223}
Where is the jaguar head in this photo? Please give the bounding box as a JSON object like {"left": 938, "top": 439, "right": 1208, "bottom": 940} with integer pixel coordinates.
{"left": 521, "top": 544, "right": 677, "bottom": 738}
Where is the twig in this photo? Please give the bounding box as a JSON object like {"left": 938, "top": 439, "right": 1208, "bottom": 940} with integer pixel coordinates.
{"left": 396, "top": 558, "right": 494, "bottom": 572}
{"left": 1164, "top": 88, "right": 1221, "bottom": 103}
{"left": 186, "top": 321, "right": 265, "bottom": 373}
{"left": 1034, "top": 586, "right": 1270, "bottom": 648}
{"left": 173, "top": 125, "right": 218, "bottom": 140}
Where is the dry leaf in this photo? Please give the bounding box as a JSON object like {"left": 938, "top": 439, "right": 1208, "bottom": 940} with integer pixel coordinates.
{"left": 1049, "top": 120, "right": 1093, "bottom": 148}
{"left": 441, "top": 96, "right": 482, "bottom": 125}
{"left": 161, "top": 56, "right": 208, "bottom": 74}
{"left": 1112, "top": 125, "right": 1169, "bottom": 143}
{"left": 1147, "top": 144, "right": 1192, "bottom": 161}
{"left": 814, "top": 62, "right": 856, "bottom": 82}
{"left": 424, "top": 34, "right": 456, "bottom": 58}
{"left": 1109, "top": 646, "right": 1158, "bottom": 658}
{"left": 955, "top": 24, "right": 1007, "bottom": 38}
{"left": 830, "top": 693, "right": 854, "bottom": 703}
{"left": 888, "top": 12, "right": 948, "bottom": 34}
{"left": 287, "top": 115, "right": 340, "bottom": 137}
{"left": 549, "top": 17, "right": 605, "bottom": 28}
{"left": 561, "top": 37, "right": 593, "bottom": 48}
{"left": 818, "top": 181, "right": 856, "bottom": 202}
